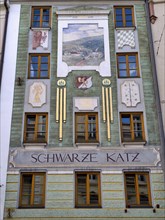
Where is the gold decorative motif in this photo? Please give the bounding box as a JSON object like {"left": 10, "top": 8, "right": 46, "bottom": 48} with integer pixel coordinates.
{"left": 102, "top": 79, "right": 113, "bottom": 142}
{"left": 56, "top": 80, "right": 67, "bottom": 141}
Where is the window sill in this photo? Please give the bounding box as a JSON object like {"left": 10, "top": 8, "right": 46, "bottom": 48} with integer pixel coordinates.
{"left": 75, "top": 143, "right": 100, "bottom": 148}
{"left": 122, "top": 141, "right": 146, "bottom": 148}
{"left": 30, "top": 27, "right": 51, "bottom": 31}
{"left": 23, "top": 143, "right": 47, "bottom": 149}
{"left": 126, "top": 205, "right": 152, "bottom": 208}
{"left": 115, "top": 26, "right": 136, "bottom": 31}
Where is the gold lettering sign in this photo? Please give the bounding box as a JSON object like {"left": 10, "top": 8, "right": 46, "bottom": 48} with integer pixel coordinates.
{"left": 57, "top": 79, "right": 66, "bottom": 87}
{"left": 102, "top": 79, "right": 111, "bottom": 86}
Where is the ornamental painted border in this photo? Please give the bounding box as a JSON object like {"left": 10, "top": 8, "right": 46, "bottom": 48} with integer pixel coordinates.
{"left": 56, "top": 9, "right": 111, "bottom": 77}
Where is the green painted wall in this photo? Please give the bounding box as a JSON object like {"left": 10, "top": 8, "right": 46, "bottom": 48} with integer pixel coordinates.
{"left": 10, "top": 4, "right": 160, "bottom": 148}
{"left": 4, "top": 172, "right": 165, "bottom": 219}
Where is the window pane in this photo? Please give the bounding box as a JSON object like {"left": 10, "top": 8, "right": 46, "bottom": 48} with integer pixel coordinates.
{"left": 31, "top": 64, "right": 38, "bottom": 71}
{"left": 119, "top": 70, "right": 127, "bottom": 77}
{"left": 116, "top": 8, "right": 122, "bottom": 15}
{"left": 129, "top": 63, "right": 136, "bottom": 69}
{"left": 125, "top": 8, "right": 132, "bottom": 15}
{"left": 77, "top": 133, "right": 85, "bottom": 142}
{"left": 119, "top": 63, "right": 126, "bottom": 70}
{"left": 118, "top": 56, "right": 126, "bottom": 62}
{"left": 43, "top": 9, "right": 49, "bottom": 15}
{"left": 77, "top": 174, "right": 87, "bottom": 205}
{"left": 128, "top": 56, "right": 136, "bottom": 62}
{"left": 130, "top": 70, "right": 137, "bottom": 77}
{"left": 34, "top": 15, "right": 40, "bottom": 21}
{"left": 77, "top": 115, "right": 85, "bottom": 123}
{"left": 31, "top": 56, "right": 38, "bottom": 63}
{"left": 41, "top": 56, "right": 48, "bottom": 62}
{"left": 41, "top": 64, "right": 48, "bottom": 70}
{"left": 22, "top": 196, "right": 31, "bottom": 205}
{"left": 89, "top": 174, "right": 99, "bottom": 205}
{"left": 77, "top": 124, "right": 85, "bottom": 132}
{"left": 34, "top": 9, "right": 40, "bottom": 15}
{"left": 34, "top": 196, "right": 42, "bottom": 205}
{"left": 21, "top": 175, "right": 32, "bottom": 205}
{"left": 133, "top": 115, "right": 143, "bottom": 140}
{"left": 30, "top": 71, "right": 38, "bottom": 78}
{"left": 122, "top": 115, "right": 131, "bottom": 141}
{"left": 138, "top": 175, "right": 149, "bottom": 204}
{"left": 116, "top": 21, "right": 123, "bottom": 27}
{"left": 116, "top": 15, "right": 123, "bottom": 21}
{"left": 40, "top": 71, "right": 48, "bottom": 78}
{"left": 126, "top": 21, "right": 133, "bottom": 27}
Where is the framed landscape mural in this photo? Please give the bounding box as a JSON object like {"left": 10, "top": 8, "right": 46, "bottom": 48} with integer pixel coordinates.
{"left": 63, "top": 24, "right": 104, "bottom": 66}
{"left": 57, "top": 9, "right": 111, "bottom": 77}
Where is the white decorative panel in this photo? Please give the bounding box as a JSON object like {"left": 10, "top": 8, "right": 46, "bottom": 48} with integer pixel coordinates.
{"left": 29, "top": 82, "right": 46, "bottom": 107}
{"left": 56, "top": 8, "right": 111, "bottom": 77}
{"left": 121, "top": 81, "right": 140, "bottom": 107}
{"left": 32, "top": 30, "right": 48, "bottom": 49}
{"left": 75, "top": 97, "right": 98, "bottom": 111}
{"left": 117, "top": 30, "right": 135, "bottom": 49}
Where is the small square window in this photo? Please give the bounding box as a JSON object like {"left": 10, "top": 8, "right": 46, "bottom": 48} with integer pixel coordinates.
{"left": 124, "top": 172, "right": 152, "bottom": 208}
{"left": 114, "top": 6, "right": 135, "bottom": 28}
{"left": 120, "top": 113, "right": 145, "bottom": 142}
{"left": 24, "top": 113, "right": 48, "bottom": 143}
{"left": 19, "top": 173, "right": 46, "bottom": 208}
{"left": 31, "top": 7, "right": 51, "bottom": 28}
{"left": 28, "top": 54, "right": 50, "bottom": 79}
{"left": 117, "top": 53, "right": 139, "bottom": 78}
{"left": 75, "top": 172, "right": 101, "bottom": 208}
{"left": 75, "top": 113, "right": 99, "bottom": 143}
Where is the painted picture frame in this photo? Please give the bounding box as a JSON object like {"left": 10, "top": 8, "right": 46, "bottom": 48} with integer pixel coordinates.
{"left": 57, "top": 8, "right": 111, "bottom": 77}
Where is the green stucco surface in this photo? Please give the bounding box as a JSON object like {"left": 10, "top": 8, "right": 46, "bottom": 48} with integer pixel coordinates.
{"left": 4, "top": 173, "right": 165, "bottom": 219}
{"left": 6, "top": 3, "right": 164, "bottom": 220}
{"left": 10, "top": 4, "right": 160, "bottom": 148}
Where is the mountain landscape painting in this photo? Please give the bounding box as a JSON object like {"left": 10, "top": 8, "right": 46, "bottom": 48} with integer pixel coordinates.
{"left": 62, "top": 24, "right": 105, "bottom": 66}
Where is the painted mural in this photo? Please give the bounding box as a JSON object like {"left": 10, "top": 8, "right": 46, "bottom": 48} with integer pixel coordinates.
{"left": 62, "top": 24, "right": 105, "bottom": 66}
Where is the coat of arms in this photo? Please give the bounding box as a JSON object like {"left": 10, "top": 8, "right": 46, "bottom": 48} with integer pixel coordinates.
{"left": 76, "top": 76, "right": 93, "bottom": 89}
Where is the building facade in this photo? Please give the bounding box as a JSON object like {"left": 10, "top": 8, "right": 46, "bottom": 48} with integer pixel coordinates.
{"left": 3, "top": 0, "right": 165, "bottom": 219}
{"left": 149, "top": 0, "right": 165, "bottom": 136}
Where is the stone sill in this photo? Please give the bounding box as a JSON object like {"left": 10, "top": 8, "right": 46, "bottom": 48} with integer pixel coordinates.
{"left": 75, "top": 143, "right": 100, "bottom": 148}
{"left": 122, "top": 142, "right": 146, "bottom": 148}
{"left": 115, "top": 26, "right": 136, "bottom": 31}
{"left": 23, "top": 143, "right": 47, "bottom": 149}
{"left": 30, "top": 27, "right": 51, "bottom": 31}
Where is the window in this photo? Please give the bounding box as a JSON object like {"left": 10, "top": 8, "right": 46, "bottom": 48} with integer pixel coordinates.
{"left": 114, "top": 6, "right": 134, "bottom": 28}
{"left": 31, "top": 7, "right": 51, "bottom": 28}
{"left": 120, "top": 113, "right": 145, "bottom": 142}
{"left": 24, "top": 113, "right": 48, "bottom": 143}
{"left": 75, "top": 172, "right": 101, "bottom": 208}
{"left": 117, "top": 53, "right": 139, "bottom": 77}
{"left": 28, "top": 54, "right": 50, "bottom": 79}
{"left": 125, "top": 173, "right": 152, "bottom": 208}
{"left": 19, "top": 173, "right": 46, "bottom": 208}
{"left": 75, "top": 113, "right": 99, "bottom": 143}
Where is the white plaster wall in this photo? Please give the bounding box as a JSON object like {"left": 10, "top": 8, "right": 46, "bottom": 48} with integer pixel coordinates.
{"left": 0, "top": 4, "right": 21, "bottom": 219}
{"left": 151, "top": 0, "right": 165, "bottom": 135}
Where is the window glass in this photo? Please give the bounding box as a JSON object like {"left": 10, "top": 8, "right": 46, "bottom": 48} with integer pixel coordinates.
{"left": 75, "top": 113, "right": 98, "bottom": 143}
{"left": 29, "top": 54, "right": 49, "bottom": 79}
{"left": 115, "top": 6, "right": 134, "bottom": 27}
{"left": 125, "top": 173, "right": 151, "bottom": 207}
{"left": 76, "top": 173, "right": 101, "bottom": 207}
{"left": 117, "top": 54, "right": 139, "bottom": 77}
{"left": 24, "top": 114, "right": 47, "bottom": 143}
{"left": 31, "top": 7, "right": 50, "bottom": 28}
{"left": 121, "top": 113, "right": 145, "bottom": 142}
{"left": 20, "top": 173, "right": 45, "bottom": 208}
